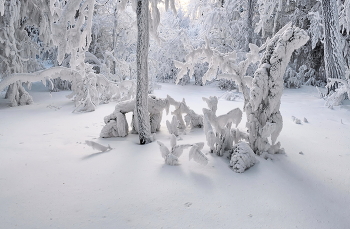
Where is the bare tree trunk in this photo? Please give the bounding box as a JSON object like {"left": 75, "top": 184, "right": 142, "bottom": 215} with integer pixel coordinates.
{"left": 136, "top": 0, "right": 152, "bottom": 144}
{"left": 246, "top": 0, "right": 255, "bottom": 51}
{"left": 321, "top": 0, "right": 345, "bottom": 94}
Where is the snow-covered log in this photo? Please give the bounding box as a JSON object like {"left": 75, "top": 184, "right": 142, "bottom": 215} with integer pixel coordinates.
{"left": 230, "top": 142, "right": 257, "bottom": 173}
{"left": 245, "top": 26, "right": 309, "bottom": 155}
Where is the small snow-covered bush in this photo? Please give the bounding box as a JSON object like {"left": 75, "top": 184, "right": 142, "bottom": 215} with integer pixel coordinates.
{"left": 157, "top": 135, "right": 207, "bottom": 166}
{"left": 325, "top": 77, "right": 350, "bottom": 108}
{"left": 223, "top": 91, "right": 240, "bottom": 101}
{"left": 230, "top": 142, "right": 257, "bottom": 173}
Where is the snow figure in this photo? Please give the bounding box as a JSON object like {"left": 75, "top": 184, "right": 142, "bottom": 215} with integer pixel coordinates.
{"left": 189, "top": 142, "right": 209, "bottom": 166}
{"left": 230, "top": 142, "right": 257, "bottom": 173}
{"left": 101, "top": 95, "right": 169, "bottom": 138}
{"left": 157, "top": 135, "right": 192, "bottom": 166}
{"left": 166, "top": 116, "right": 179, "bottom": 136}
{"left": 245, "top": 25, "right": 309, "bottom": 155}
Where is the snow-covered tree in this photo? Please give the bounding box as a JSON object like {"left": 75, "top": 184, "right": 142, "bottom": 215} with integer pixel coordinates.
{"left": 321, "top": 0, "right": 346, "bottom": 94}
{"left": 246, "top": 26, "right": 309, "bottom": 155}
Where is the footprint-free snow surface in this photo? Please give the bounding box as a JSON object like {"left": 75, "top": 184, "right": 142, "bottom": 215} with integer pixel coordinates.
{"left": 1, "top": 83, "right": 349, "bottom": 228}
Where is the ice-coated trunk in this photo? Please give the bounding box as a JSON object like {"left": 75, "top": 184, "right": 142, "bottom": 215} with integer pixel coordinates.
{"left": 321, "top": 0, "right": 345, "bottom": 93}
{"left": 136, "top": 0, "right": 152, "bottom": 144}
{"left": 246, "top": 0, "right": 255, "bottom": 52}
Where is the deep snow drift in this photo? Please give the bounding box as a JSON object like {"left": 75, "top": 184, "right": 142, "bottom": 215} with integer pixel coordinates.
{"left": 0, "top": 82, "right": 349, "bottom": 229}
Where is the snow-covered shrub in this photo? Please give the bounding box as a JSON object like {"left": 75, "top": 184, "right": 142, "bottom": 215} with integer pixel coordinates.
{"left": 292, "top": 116, "right": 301, "bottom": 124}
{"left": 223, "top": 91, "right": 240, "bottom": 101}
{"left": 157, "top": 135, "right": 207, "bottom": 166}
{"left": 5, "top": 82, "right": 33, "bottom": 107}
{"left": 229, "top": 142, "right": 257, "bottom": 173}
{"left": 189, "top": 142, "right": 208, "bottom": 166}
{"left": 218, "top": 79, "right": 237, "bottom": 91}
{"left": 166, "top": 116, "right": 179, "bottom": 136}
{"left": 167, "top": 95, "right": 203, "bottom": 130}
{"left": 202, "top": 106, "right": 243, "bottom": 156}
{"left": 325, "top": 77, "right": 350, "bottom": 108}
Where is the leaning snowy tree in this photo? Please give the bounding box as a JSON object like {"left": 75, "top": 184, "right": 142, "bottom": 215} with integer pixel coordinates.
{"left": 321, "top": 0, "right": 346, "bottom": 94}
{"left": 175, "top": 24, "right": 309, "bottom": 156}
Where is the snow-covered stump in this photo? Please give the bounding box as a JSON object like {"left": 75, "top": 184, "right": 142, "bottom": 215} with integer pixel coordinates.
{"left": 5, "top": 82, "right": 33, "bottom": 107}
{"left": 230, "top": 142, "right": 257, "bottom": 173}
{"left": 245, "top": 26, "right": 309, "bottom": 155}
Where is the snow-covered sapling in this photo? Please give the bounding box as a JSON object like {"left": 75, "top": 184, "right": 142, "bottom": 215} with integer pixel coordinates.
{"left": 157, "top": 135, "right": 192, "bottom": 166}
{"left": 202, "top": 107, "right": 243, "bottom": 156}
{"left": 292, "top": 116, "right": 301, "bottom": 124}
{"left": 230, "top": 142, "right": 257, "bottom": 173}
{"left": 202, "top": 96, "right": 218, "bottom": 114}
{"left": 166, "top": 115, "right": 180, "bottom": 136}
{"left": 189, "top": 142, "right": 208, "bottom": 166}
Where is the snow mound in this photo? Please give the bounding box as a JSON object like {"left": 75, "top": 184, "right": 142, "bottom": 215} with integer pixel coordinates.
{"left": 230, "top": 142, "right": 257, "bottom": 173}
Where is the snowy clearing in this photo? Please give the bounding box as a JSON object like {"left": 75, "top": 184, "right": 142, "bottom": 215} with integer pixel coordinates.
{"left": 0, "top": 82, "right": 349, "bottom": 229}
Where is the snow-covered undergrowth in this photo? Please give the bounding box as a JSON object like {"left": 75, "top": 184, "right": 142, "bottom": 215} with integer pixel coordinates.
{"left": 0, "top": 83, "right": 350, "bottom": 229}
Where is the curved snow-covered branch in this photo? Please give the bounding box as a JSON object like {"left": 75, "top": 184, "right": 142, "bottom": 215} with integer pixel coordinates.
{"left": 0, "top": 67, "right": 81, "bottom": 93}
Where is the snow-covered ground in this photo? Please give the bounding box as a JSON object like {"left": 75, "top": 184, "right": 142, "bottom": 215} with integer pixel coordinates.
{"left": 0, "top": 82, "right": 349, "bottom": 229}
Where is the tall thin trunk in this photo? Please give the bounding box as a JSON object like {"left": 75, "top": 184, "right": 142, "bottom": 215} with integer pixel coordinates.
{"left": 112, "top": 4, "right": 118, "bottom": 75}
{"left": 321, "top": 0, "right": 345, "bottom": 94}
{"left": 246, "top": 0, "right": 254, "bottom": 51}
{"left": 136, "top": 0, "right": 152, "bottom": 144}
